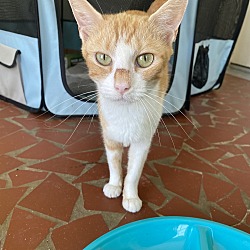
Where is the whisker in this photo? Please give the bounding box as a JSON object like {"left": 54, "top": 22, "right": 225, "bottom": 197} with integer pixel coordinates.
{"left": 44, "top": 92, "right": 97, "bottom": 124}
{"left": 146, "top": 92, "right": 198, "bottom": 130}
{"left": 143, "top": 93, "right": 193, "bottom": 141}
{"left": 164, "top": 99, "right": 197, "bottom": 130}
{"left": 68, "top": 82, "right": 96, "bottom": 88}
{"left": 94, "top": 0, "right": 104, "bottom": 14}
{"left": 146, "top": 88, "right": 187, "bottom": 101}
{"left": 138, "top": 98, "right": 155, "bottom": 138}
{"left": 160, "top": 117, "right": 176, "bottom": 151}
{"left": 30, "top": 90, "right": 97, "bottom": 120}
{"left": 141, "top": 98, "right": 162, "bottom": 147}
{"left": 45, "top": 94, "right": 98, "bottom": 129}
{"left": 142, "top": 96, "right": 176, "bottom": 151}
{"left": 87, "top": 107, "right": 98, "bottom": 133}
{"left": 63, "top": 101, "right": 97, "bottom": 146}
{"left": 147, "top": 88, "right": 186, "bottom": 102}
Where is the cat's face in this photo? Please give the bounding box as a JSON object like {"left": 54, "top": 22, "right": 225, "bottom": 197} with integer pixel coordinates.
{"left": 83, "top": 12, "right": 171, "bottom": 102}
{"left": 69, "top": 0, "right": 188, "bottom": 102}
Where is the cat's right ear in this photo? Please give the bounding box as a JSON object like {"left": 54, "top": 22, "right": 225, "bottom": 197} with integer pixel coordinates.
{"left": 148, "top": 0, "right": 188, "bottom": 44}
{"left": 68, "top": 0, "right": 103, "bottom": 41}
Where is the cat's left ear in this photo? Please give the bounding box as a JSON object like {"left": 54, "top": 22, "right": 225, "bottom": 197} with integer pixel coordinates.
{"left": 68, "top": 0, "right": 103, "bottom": 41}
{"left": 149, "top": 0, "right": 188, "bottom": 44}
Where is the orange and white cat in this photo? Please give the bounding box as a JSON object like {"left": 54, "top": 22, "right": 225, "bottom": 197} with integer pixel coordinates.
{"left": 68, "top": 0, "right": 188, "bottom": 212}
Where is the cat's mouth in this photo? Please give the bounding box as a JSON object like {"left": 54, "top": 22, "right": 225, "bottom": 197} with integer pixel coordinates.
{"left": 100, "top": 91, "right": 141, "bottom": 103}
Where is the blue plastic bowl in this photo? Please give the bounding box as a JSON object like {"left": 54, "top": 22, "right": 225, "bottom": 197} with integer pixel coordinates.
{"left": 85, "top": 217, "right": 250, "bottom": 250}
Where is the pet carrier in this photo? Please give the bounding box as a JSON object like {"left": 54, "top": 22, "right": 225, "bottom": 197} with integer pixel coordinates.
{"left": 0, "top": 0, "right": 248, "bottom": 115}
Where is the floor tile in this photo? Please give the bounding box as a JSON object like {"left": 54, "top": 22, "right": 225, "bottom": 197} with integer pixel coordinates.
{"left": 0, "top": 179, "right": 7, "bottom": 188}
{"left": 0, "top": 120, "right": 21, "bottom": 139}
{"left": 152, "top": 133, "right": 174, "bottom": 148}
{"left": 155, "top": 163, "right": 202, "bottom": 203}
{"left": 194, "top": 148, "right": 225, "bottom": 163}
{"left": 0, "top": 187, "right": 27, "bottom": 224}
{"left": 0, "top": 156, "right": 24, "bottom": 175}
{"left": 143, "top": 164, "right": 158, "bottom": 177}
{"left": 147, "top": 145, "right": 176, "bottom": 161}
{"left": 0, "top": 131, "right": 37, "bottom": 155}
{"left": 68, "top": 150, "right": 104, "bottom": 163}
{"left": 139, "top": 174, "right": 166, "bottom": 207}
{"left": 216, "top": 165, "right": 250, "bottom": 197}
{"left": 173, "top": 150, "right": 218, "bottom": 174}
{"left": 203, "top": 174, "right": 235, "bottom": 202}
{"left": 210, "top": 206, "right": 240, "bottom": 226}
{"left": 13, "top": 116, "right": 46, "bottom": 131}
{"left": 184, "top": 134, "right": 211, "bottom": 150}
{"left": 235, "top": 223, "right": 250, "bottom": 233}
{"left": 157, "top": 197, "right": 210, "bottom": 220}
{"left": 219, "top": 155, "right": 250, "bottom": 172}
{"left": 19, "top": 174, "right": 80, "bottom": 222}
{"left": 17, "top": 140, "right": 63, "bottom": 160}
{"left": 65, "top": 134, "right": 103, "bottom": 153}
{"left": 196, "top": 126, "right": 242, "bottom": 144}
{"left": 9, "top": 170, "right": 48, "bottom": 187}
{"left": 36, "top": 128, "right": 81, "bottom": 145}
{"left": 117, "top": 205, "right": 158, "bottom": 227}
{"left": 73, "top": 163, "right": 108, "bottom": 183}
{"left": 217, "top": 189, "right": 247, "bottom": 221}
{"left": 218, "top": 144, "right": 243, "bottom": 155}
{"left": 3, "top": 208, "right": 56, "bottom": 250}
{"left": 30, "top": 156, "right": 85, "bottom": 176}
{"left": 240, "top": 146, "right": 250, "bottom": 157}
{"left": 0, "top": 105, "right": 23, "bottom": 118}
{"left": 51, "top": 215, "right": 109, "bottom": 250}
{"left": 82, "top": 183, "right": 124, "bottom": 213}
{"left": 233, "top": 131, "right": 250, "bottom": 145}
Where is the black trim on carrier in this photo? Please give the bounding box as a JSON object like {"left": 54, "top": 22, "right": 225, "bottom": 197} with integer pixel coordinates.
{"left": 167, "top": 31, "right": 181, "bottom": 94}
{"left": 35, "top": 0, "right": 46, "bottom": 112}
{"left": 0, "top": 50, "right": 21, "bottom": 68}
{"left": 54, "top": 0, "right": 79, "bottom": 100}
{"left": 0, "top": 95, "right": 40, "bottom": 113}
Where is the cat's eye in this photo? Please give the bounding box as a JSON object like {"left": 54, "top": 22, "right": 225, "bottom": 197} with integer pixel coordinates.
{"left": 96, "top": 53, "right": 112, "bottom": 66}
{"left": 136, "top": 53, "right": 154, "bottom": 68}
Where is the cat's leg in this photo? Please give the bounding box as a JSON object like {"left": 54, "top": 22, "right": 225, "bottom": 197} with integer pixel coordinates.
{"left": 122, "top": 141, "right": 151, "bottom": 213}
{"left": 103, "top": 137, "right": 123, "bottom": 198}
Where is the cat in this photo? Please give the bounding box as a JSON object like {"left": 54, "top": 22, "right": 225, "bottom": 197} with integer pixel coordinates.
{"left": 68, "top": 0, "right": 188, "bottom": 213}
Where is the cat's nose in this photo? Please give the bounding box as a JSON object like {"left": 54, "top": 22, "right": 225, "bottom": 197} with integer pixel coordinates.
{"left": 114, "top": 69, "right": 131, "bottom": 95}
{"left": 114, "top": 82, "right": 131, "bottom": 95}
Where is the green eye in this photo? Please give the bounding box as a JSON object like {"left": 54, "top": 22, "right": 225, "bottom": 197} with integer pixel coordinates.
{"left": 136, "top": 53, "right": 154, "bottom": 68}
{"left": 96, "top": 53, "right": 112, "bottom": 66}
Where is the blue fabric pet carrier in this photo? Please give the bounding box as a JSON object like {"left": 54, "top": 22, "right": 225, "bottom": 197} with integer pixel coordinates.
{"left": 0, "top": 0, "right": 248, "bottom": 115}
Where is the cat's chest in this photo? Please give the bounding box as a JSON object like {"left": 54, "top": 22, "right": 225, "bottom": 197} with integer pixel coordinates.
{"left": 99, "top": 98, "right": 162, "bottom": 146}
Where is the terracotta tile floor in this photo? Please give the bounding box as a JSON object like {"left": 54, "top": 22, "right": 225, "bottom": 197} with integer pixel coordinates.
{"left": 1, "top": 74, "right": 250, "bottom": 249}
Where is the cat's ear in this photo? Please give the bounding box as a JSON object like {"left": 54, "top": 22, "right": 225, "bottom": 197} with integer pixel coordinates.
{"left": 149, "top": 0, "right": 188, "bottom": 43}
{"left": 68, "top": 0, "right": 103, "bottom": 41}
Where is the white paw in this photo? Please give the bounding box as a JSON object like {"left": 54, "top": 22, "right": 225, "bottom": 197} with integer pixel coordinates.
{"left": 122, "top": 197, "right": 142, "bottom": 213}
{"left": 103, "top": 183, "right": 122, "bottom": 198}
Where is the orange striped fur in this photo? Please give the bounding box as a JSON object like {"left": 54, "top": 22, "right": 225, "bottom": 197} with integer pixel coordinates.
{"left": 69, "top": 0, "right": 188, "bottom": 213}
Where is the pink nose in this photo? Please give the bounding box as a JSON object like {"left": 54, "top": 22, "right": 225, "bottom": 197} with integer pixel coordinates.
{"left": 115, "top": 82, "right": 130, "bottom": 94}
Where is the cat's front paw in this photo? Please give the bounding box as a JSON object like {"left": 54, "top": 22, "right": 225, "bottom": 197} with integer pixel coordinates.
{"left": 122, "top": 197, "right": 142, "bottom": 213}
{"left": 103, "top": 183, "right": 122, "bottom": 198}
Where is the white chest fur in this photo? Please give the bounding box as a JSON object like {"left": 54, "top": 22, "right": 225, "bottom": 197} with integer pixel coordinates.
{"left": 100, "top": 96, "right": 163, "bottom": 146}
